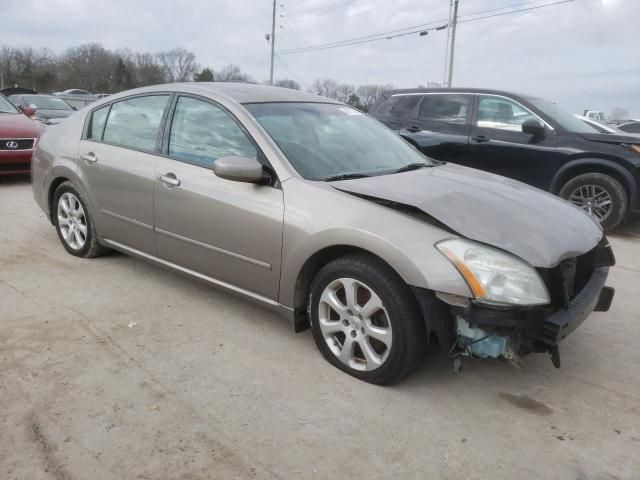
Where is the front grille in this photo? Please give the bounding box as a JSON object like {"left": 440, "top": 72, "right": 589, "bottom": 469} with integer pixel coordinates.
{"left": 0, "top": 139, "right": 35, "bottom": 151}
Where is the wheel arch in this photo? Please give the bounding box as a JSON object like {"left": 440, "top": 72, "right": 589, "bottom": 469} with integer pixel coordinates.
{"left": 47, "top": 176, "right": 71, "bottom": 225}
{"left": 288, "top": 244, "right": 423, "bottom": 333}
{"left": 549, "top": 158, "right": 637, "bottom": 209}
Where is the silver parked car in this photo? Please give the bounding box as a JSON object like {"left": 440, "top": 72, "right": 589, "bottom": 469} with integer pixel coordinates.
{"left": 32, "top": 83, "right": 615, "bottom": 384}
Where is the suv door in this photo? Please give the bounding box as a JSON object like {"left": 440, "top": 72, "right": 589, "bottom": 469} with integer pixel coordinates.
{"left": 468, "top": 95, "right": 559, "bottom": 187}
{"left": 404, "top": 93, "right": 472, "bottom": 163}
{"left": 77, "top": 94, "right": 171, "bottom": 253}
{"left": 153, "top": 95, "right": 284, "bottom": 299}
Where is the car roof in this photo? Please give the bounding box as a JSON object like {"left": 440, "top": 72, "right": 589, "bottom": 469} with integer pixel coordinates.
{"left": 110, "top": 82, "right": 336, "bottom": 105}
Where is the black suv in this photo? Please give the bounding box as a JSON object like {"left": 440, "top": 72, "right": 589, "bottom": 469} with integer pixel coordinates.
{"left": 370, "top": 88, "right": 640, "bottom": 230}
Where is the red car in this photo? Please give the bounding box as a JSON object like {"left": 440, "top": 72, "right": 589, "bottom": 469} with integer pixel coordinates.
{"left": 0, "top": 94, "right": 44, "bottom": 175}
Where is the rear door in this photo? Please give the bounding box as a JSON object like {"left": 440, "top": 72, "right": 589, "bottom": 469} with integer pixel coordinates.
{"left": 404, "top": 93, "right": 472, "bottom": 163}
{"left": 77, "top": 94, "right": 171, "bottom": 253}
{"left": 467, "top": 95, "right": 559, "bottom": 187}
{"left": 153, "top": 95, "right": 284, "bottom": 299}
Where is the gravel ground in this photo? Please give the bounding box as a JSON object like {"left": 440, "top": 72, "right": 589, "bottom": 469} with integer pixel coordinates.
{"left": 1, "top": 176, "right": 639, "bottom": 480}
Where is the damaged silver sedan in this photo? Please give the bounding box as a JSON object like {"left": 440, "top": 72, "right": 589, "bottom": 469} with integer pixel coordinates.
{"left": 32, "top": 83, "right": 615, "bottom": 384}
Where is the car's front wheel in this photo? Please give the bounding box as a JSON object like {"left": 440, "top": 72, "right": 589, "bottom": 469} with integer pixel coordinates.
{"left": 559, "top": 172, "right": 627, "bottom": 231}
{"left": 308, "top": 254, "right": 426, "bottom": 385}
{"left": 53, "top": 181, "right": 109, "bottom": 258}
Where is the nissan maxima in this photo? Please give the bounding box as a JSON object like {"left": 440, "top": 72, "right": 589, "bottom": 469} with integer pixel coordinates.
{"left": 32, "top": 83, "right": 615, "bottom": 384}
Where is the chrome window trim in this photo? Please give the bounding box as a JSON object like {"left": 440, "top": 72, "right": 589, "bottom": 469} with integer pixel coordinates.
{"left": 390, "top": 92, "right": 555, "bottom": 131}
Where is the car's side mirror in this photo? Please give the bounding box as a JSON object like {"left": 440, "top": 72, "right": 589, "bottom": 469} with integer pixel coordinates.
{"left": 522, "top": 118, "right": 545, "bottom": 136}
{"left": 213, "top": 156, "right": 266, "bottom": 183}
{"left": 22, "top": 106, "right": 36, "bottom": 117}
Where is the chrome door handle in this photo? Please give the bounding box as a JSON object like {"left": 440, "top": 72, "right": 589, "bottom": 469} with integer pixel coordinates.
{"left": 158, "top": 174, "right": 180, "bottom": 187}
{"left": 80, "top": 152, "right": 97, "bottom": 163}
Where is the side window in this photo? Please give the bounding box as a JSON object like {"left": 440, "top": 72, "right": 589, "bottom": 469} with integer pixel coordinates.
{"left": 87, "top": 105, "right": 110, "bottom": 140}
{"left": 418, "top": 94, "right": 470, "bottom": 125}
{"left": 477, "top": 96, "right": 536, "bottom": 132}
{"left": 103, "top": 95, "right": 169, "bottom": 151}
{"left": 375, "top": 95, "right": 421, "bottom": 118}
{"left": 168, "top": 96, "right": 257, "bottom": 168}
{"left": 9, "top": 96, "right": 23, "bottom": 107}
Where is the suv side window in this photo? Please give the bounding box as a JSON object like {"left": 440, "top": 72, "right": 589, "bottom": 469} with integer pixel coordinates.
{"left": 376, "top": 95, "right": 421, "bottom": 118}
{"left": 417, "top": 94, "right": 471, "bottom": 134}
{"left": 477, "top": 96, "right": 536, "bottom": 132}
{"left": 102, "top": 95, "right": 170, "bottom": 151}
{"left": 168, "top": 96, "right": 257, "bottom": 168}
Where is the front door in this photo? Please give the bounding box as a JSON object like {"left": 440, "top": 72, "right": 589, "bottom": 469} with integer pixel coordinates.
{"left": 468, "top": 95, "right": 559, "bottom": 188}
{"left": 153, "top": 95, "right": 284, "bottom": 299}
{"left": 77, "top": 94, "right": 171, "bottom": 253}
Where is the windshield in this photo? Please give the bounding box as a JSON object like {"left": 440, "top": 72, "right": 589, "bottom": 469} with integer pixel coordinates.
{"left": 22, "top": 95, "right": 73, "bottom": 111}
{"left": 527, "top": 97, "right": 599, "bottom": 133}
{"left": 244, "top": 102, "right": 433, "bottom": 180}
{"left": 0, "top": 95, "right": 19, "bottom": 114}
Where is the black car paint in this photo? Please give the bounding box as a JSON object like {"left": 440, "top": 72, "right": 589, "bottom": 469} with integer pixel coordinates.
{"left": 370, "top": 88, "right": 640, "bottom": 213}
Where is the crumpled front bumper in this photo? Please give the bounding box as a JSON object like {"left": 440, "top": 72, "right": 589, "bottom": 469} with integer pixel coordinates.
{"left": 434, "top": 238, "right": 616, "bottom": 369}
{"left": 525, "top": 267, "right": 613, "bottom": 346}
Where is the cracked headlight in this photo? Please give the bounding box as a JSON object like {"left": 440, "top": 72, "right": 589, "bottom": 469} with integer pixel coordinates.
{"left": 436, "top": 238, "right": 550, "bottom": 307}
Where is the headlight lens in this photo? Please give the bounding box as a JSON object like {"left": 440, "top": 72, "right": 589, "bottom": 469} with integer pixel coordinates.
{"left": 436, "top": 238, "right": 550, "bottom": 306}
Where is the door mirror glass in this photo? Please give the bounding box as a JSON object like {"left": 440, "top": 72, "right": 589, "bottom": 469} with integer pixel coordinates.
{"left": 213, "top": 156, "right": 264, "bottom": 183}
{"left": 522, "top": 118, "right": 545, "bottom": 136}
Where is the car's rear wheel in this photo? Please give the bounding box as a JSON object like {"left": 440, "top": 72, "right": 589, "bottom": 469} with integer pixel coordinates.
{"left": 53, "top": 181, "right": 109, "bottom": 258}
{"left": 559, "top": 173, "right": 627, "bottom": 231}
{"left": 308, "top": 254, "right": 425, "bottom": 385}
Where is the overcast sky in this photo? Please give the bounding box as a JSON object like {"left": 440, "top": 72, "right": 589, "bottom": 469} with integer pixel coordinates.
{"left": 1, "top": 0, "right": 637, "bottom": 116}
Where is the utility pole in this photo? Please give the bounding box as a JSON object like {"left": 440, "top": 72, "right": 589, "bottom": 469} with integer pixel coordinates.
{"left": 442, "top": 0, "right": 453, "bottom": 86}
{"left": 269, "top": 0, "right": 276, "bottom": 85}
{"left": 445, "top": 0, "right": 459, "bottom": 88}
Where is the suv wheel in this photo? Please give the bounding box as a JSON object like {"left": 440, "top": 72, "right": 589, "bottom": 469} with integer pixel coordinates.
{"left": 308, "top": 254, "right": 426, "bottom": 385}
{"left": 559, "top": 173, "right": 627, "bottom": 231}
{"left": 53, "top": 181, "right": 109, "bottom": 258}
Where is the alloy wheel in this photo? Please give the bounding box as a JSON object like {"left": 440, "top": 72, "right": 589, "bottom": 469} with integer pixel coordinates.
{"left": 318, "top": 277, "right": 392, "bottom": 371}
{"left": 568, "top": 184, "right": 613, "bottom": 221}
{"left": 57, "top": 192, "right": 88, "bottom": 250}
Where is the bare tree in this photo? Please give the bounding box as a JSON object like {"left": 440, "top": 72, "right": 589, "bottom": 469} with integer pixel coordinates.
{"left": 131, "top": 52, "right": 166, "bottom": 87}
{"left": 274, "top": 79, "right": 301, "bottom": 90}
{"left": 156, "top": 48, "right": 197, "bottom": 83}
{"left": 309, "top": 78, "right": 340, "bottom": 98}
{"left": 58, "top": 43, "right": 118, "bottom": 92}
{"left": 356, "top": 84, "right": 393, "bottom": 111}
{"left": 215, "top": 64, "right": 253, "bottom": 82}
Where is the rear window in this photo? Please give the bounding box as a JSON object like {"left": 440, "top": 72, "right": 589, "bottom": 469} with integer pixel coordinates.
{"left": 87, "top": 105, "right": 110, "bottom": 140}
{"left": 419, "top": 94, "right": 470, "bottom": 125}
{"left": 102, "top": 95, "right": 170, "bottom": 151}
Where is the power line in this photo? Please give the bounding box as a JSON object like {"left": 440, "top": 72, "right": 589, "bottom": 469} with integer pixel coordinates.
{"left": 285, "top": 0, "right": 357, "bottom": 19}
{"left": 279, "top": 0, "right": 574, "bottom": 55}
{"left": 459, "top": 0, "right": 574, "bottom": 25}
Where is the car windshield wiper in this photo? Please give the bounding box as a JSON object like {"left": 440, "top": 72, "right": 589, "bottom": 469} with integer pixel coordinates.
{"left": 324, "top": 173, "right": 371, "bottom": 182}
{"left": 393, "top": 162, "right": 433, "bottom": 174}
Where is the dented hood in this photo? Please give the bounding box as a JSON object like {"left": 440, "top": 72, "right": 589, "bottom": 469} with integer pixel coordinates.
{"left": 333, "top": 163, "right": 602, "bottom": 268}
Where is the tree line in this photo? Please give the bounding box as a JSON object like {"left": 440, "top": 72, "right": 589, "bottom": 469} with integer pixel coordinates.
{"left": 0, "top": 43, "right": 392, "bottom": 111}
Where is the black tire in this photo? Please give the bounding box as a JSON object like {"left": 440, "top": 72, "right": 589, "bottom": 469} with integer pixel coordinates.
{"left": 558, "top": 172, "right": 627, "bottom": 231}
{"left": 308, "top": 254, "right": 426, "bottom": 385}
{"left": 53, "top": 181, "right": 109, "bottom": 258}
